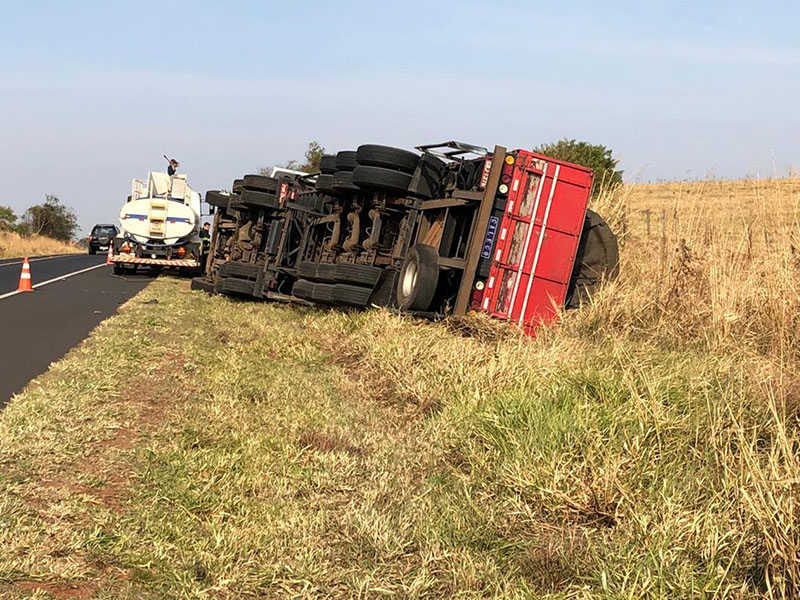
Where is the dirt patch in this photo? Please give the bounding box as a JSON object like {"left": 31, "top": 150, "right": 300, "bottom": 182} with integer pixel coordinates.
{"left": 12, "top": 579, "right": 97, "bottom": 599}
{"left": 298, "top": 429, "right": 363, "bottom": 456}
{"left": 28, "top": 372, "right": 181, "bottom": 516}
{"left": 14, "top": 363, "right": 199, "bottom": 592}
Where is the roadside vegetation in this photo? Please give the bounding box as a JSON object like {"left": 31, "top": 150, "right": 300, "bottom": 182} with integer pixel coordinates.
{"left": 1, "top": 177, "right": 799, "bottom": 598}
{"left": 0, "top": 230, "right": 80, "bottom": 259}
{"left": 0, "top": 196, "right": 81, "bottom": 258}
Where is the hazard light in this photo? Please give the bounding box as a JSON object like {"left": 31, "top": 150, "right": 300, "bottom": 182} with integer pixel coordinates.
{"left": 121, "top": 242, "right": 132, "bottom": 253}
{"left": 177, "top": 246, "right": 186, "bottom": 258}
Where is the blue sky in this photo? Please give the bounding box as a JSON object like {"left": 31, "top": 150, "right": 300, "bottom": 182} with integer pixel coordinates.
{"left": 1, "top": 0, "right": 799, "bottom": 234}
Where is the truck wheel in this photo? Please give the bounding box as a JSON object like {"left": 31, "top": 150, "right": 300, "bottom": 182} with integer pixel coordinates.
{"left": 242, "top": 175, "right": 279, "bottom": 193}
{"left": 297, "top": 261, "right": 336, "bottom": 282}
{"left": 334, "top": 151, "right": 359, "bottom": 172}
{"left": 89, "top": 248, "right": 96, "bottom": 255}
{"left": 352, "top": 166, "right": 412, "bottom": 195}
{"left": 112, "top": 264, "right": 124, "bottom": 275}
{"left": 315, "top": 174, "right": 337, "bottom": 195}
{"left": 332, "top": 171, "right": 360, "bottom": 193}
{"left": 310, "top": 281, "right": 335, "bottom": 304}
{"left": 330, "top": 283, "right": 372, "bottom": 306}
{"left": 219, "top": 261, "right": 261, "bottom": 280}
{"left": 319, "top": 155, "right": 337, "bottom": 174}
{"left": 396, "top": 244, "right": 439, "bottom": 311}
{"left": 218, "top": 277, "right": 256, "bottom": 297}
{"left": 334, "top": 263, "right": 382, "bottom": 287}
{"left": 356, "top": 145, "right": 419, "bottom": 174}
{"left": 240, "top": 189, "right": 280, "bottom": 209}
{"left": 191, "top": 277, "right": 215, "bottom": 293}
{"left": 206, "top": 190, "right": 230, "bottom": 208}
{"left": 565, "top": 209, "right": 620, "bottom": 308}
{"left": 292, "top": 279, "right": 314, "bottom": 299}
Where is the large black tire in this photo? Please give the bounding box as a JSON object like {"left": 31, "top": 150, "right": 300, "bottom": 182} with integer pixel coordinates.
{"left": 565, "top": 209, "right": 620, "bottom": 308}
{"left": 219, "top": 261, "right": 261, "bottom": 280}
{"left": 329, "top": 283, "right": 372, "bottom": 306}
{"left": 296, "top": 262, "right": 382, "bottom": 287}
{"left": 356, "top": 145, "right": 419, "bottom": 174}
{"left": 218, "top": 277, "right": 256, "bottom": 297}
{"left": 334, "top": 263, "right": 382, "bottom": 287}
{"left": 319, "top": 155, "right": 337, "bottom": 174}
{"left": 296, "top": 193, "right": 326, "bottom": 213}
{"left": 335, "top": 151, "right": 359, "bottom": 171}
{"left": 242, "top": 175, "right": 279, "bottom": 193}
{"left": 332, "top": 170, "right": 360, "bottom": 193}
{"left": 89, "top": 248, "right": 96, "bottom": 255}
{"left": 228, "top": 198, "right": 247, "bottom": 212}
{"left": 310, "top": 282, "right": 335, "bottom": 303}
{"left": 206, "top": 190, "right": 230, "bottom": 208}
{"left": 292, "top": 279, "right": 314, "bottom": 299}
{"left": 297, "top": 262, "right": 335, "bottom": 282}
{"left": 240, "top": 189, "right": 280, "bottom": 209}
{"left": 315, "top": 174, "right": 337, "bottom": 195}
{"left": 352, "top": 165, "right": 412, "bottom": 195}
{"left": 303, "top": 282, "right": 371, "bottom": 306}
{"left": 396, "top": 244, "right": 439, "bottom": 311}
{"left": 191, "top": 277, "right": 215, "bottom": 293}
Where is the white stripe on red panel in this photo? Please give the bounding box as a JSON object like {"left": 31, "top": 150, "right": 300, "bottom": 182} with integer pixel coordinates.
{"left": 518, "top": 164, "right": 561, "bottom": 324}
{"left": 507, "top": 164, "right": 548, "bottom": 317}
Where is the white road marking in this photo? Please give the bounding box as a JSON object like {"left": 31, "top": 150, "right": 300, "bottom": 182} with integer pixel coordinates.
{"left": 0, "top": 263, "right": 109, "bottom": 301}
{"left": 0, "top": 254, "right": 80, "bottom": 268}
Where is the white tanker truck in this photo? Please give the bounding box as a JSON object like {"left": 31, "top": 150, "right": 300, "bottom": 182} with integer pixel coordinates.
{"left": 110, "top": 170, "right": 206, "bottom": 275}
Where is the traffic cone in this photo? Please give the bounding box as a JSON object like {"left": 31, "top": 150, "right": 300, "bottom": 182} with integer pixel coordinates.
{"left": 106, "top": 244, "right": 113, "bottom": 265}
{"left": 17, "top": 257, "right": 33, "bottom": 292}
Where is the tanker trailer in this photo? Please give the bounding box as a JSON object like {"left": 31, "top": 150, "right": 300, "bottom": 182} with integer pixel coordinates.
{"left": 111, "top": 170, "right": 204, "bottom": 275}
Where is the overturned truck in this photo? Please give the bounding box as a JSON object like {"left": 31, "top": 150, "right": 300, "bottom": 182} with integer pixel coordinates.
{"left": 195, "top": 142, "right": 619, "bottom": 335}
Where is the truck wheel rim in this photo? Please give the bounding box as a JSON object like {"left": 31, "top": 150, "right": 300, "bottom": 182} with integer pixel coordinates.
{"left": 402, "top": 261, "right": 418, "bottom": 298}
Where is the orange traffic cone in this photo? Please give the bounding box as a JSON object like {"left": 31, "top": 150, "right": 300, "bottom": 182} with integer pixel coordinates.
{"left": 106, "top": 244, "right": 113, "bottom": 265}
{"left": 17, "top": 257, "right": 33, "bottom": 292}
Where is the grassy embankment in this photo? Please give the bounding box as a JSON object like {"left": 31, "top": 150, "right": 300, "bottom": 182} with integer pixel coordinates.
{"left": 0, "top": 230, "right": 81, "bottom": 259}
{"left": 1, "top": 178, "right": 800, "bottom": 598}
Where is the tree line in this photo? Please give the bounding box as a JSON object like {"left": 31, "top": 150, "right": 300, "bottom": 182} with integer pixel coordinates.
{"left": 0, "top": 195, "right": 79, "bottom": 242}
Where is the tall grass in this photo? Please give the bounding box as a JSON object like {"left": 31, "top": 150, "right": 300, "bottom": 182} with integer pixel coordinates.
{"left": 0, "top": 230, "right": 80, "bottom": 259}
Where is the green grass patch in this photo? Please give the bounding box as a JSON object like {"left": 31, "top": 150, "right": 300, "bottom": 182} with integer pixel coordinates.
{"left": 0, "top": 278, "right": 797, "bottom": 598}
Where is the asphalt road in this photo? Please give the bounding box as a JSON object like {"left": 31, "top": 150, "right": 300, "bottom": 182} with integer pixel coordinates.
{"left": 0, "top": 254, "right": 151, "bottom": 406}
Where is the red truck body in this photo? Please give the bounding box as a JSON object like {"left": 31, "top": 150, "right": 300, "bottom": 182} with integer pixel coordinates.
{"left": 476, "top": 151, "right": 593, "bottom": 334}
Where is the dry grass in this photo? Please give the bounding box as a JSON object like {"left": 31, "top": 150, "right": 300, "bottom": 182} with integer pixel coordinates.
{"left": 0, "top": 230, "right": 81, "bottom": 259}
{"left": 1, "top": 177, "right": 799, "bottom": 598}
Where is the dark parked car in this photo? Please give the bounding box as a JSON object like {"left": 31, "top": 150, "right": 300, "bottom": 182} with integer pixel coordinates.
{"left": 88, "top": 224, "right": 119, "bottom": 255}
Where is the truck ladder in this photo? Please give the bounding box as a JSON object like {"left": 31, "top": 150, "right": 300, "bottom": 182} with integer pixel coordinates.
{"left": 148, "top": 197, "right": 167, "bottom": 238}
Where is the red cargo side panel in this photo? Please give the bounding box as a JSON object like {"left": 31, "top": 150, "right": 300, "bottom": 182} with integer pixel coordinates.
{"left": 481, "top": 150, "right": 593, "bottom": 335}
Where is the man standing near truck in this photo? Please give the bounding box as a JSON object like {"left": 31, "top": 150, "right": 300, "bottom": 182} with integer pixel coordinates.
{"left": 199, "top": 221, "right": 211, "bottom": 268}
